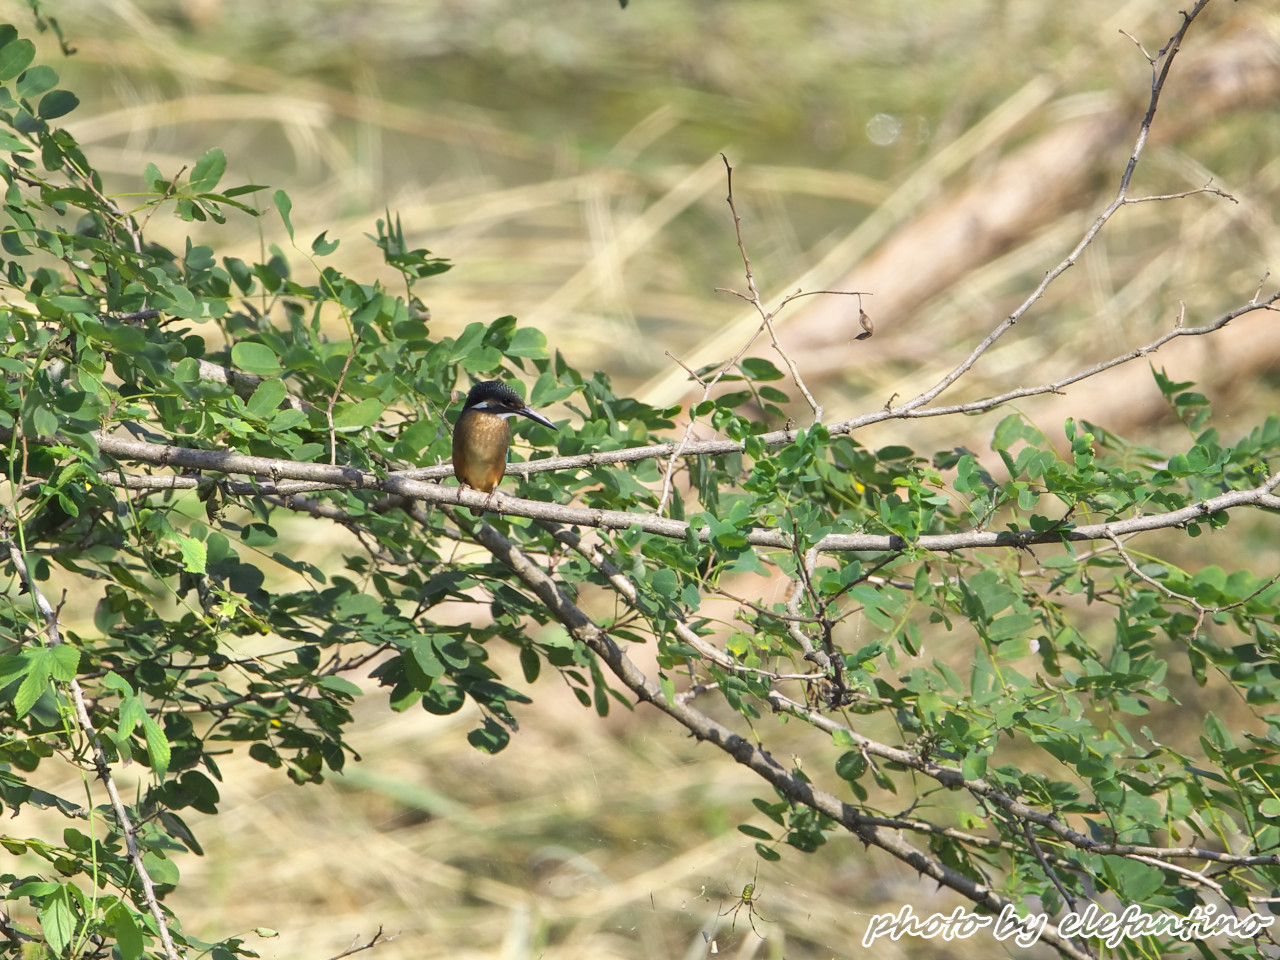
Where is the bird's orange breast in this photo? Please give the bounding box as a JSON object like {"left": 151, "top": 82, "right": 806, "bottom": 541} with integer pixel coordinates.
{"left": 452, "top": 410, "right": 512, "bottom": 493}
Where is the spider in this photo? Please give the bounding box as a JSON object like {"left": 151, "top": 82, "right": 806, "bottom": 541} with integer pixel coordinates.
{"left": 719, "top": 866, "right": 773, "bottom": 938}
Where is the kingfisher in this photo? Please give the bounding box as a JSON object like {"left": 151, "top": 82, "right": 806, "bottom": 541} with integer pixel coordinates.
{"left": 451, "top": 380, "right": 557, "bottom": 515}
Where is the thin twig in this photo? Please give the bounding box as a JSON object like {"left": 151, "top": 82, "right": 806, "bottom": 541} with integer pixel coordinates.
{"left": 654, "top": 157, "right": 875, "bottom": 513}
{"left": 3, "top": 537, "right": 183, "bottom": 960}
{"left": 1023, "top": 821, "right": 1079, "bottom": 915}
{"left": 535, "top": 519, "right": 823, "bottom": 682}
{"left": 1105, "top": 531, "right": 1210, "bottom": 635}
{"left": 473, "top": 522, "right": 1094, "bottom": 960}
{"left": 326, "top": 335, "right": 362, "bottom": 466}
{"left": 1106, "top": 531, "right": 1280, "bottom": 639}
{"left": 137, "top": 165, "right": 187, "bottom": 236}
{"left": 1122, "top": 182, "right": 1237, "bottom": 205}
{"left": 719, "top": 154, "right": 824, "bottom": 422}
{"left": 765, "top": 690, "right": 1280, "bottom": 869}
{"left": 326, "top": 927, "right": 394, "bottom": 960}
{"left": 413, "top": 289, "right": 1280, "bottom": 483}
{"left": 885, "top": 0, "right": 1216, "bottom": 418}
{"left": 655, "top": 313, "right": 773, "bottom": 514}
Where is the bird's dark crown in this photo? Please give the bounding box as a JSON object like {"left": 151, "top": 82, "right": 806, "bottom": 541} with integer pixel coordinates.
{"left": 463, "top": 380, "right": 526, "bottom": 412}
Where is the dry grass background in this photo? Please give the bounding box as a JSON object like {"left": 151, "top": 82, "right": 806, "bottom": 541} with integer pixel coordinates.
{"left": 5, "top": 0, "right": 1280, "bottom": 957}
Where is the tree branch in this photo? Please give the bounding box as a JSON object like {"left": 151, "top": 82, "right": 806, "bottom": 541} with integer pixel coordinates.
{"left": 473, "top": 520, "right": 1095, "bottom": 960}
{"left": 886, "top": 0, "right": 1215, "bottom": 417}
{"left": 2, "top": 536, "right": 184, "bottom": 960}
{"left": 63, "top": 430, "right": 1280, "bottom": 554}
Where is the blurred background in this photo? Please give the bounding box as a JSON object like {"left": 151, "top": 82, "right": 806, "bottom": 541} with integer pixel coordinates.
{"left": 6, "top": 0, "right": 1280, "bottom": 957}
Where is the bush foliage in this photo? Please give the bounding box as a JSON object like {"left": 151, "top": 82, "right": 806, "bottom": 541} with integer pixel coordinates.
{"left": 2, "top": 4, "right": 1280, "bottom": 959}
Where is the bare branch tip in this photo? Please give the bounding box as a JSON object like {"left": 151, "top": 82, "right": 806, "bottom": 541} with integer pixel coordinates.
{"left": 1117, "top": 27, "right": 1154, "bottom": 63}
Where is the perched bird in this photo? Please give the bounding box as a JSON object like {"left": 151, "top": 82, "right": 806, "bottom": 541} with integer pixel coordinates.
{"left": 451, "top": 380, "right": 556, "bottom": 515}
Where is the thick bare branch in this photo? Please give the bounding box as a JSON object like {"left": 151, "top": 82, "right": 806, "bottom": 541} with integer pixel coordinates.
{"left": 63, "top": 428, "right": 1280, "bottom": 554}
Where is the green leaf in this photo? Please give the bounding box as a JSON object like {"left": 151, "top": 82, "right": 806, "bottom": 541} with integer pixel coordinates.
{"left": 117, "top": 694, "right": 145, "bottom": 735}
{"left": 31, "top": 403, "right": 57, "bottom": 437}
{"left": 246, "top": 378, "right": 288, "bottom": 417}
{"left": 0, "top": 128, "right": 28, "bottom": 152}
{"left": 997, "top": 637, "right": 1034, "bottom": 660}
{"left": 142, "top": 715, "right": 171, "bottom": 779}
{"left": 177, "top": 536, "right": 207, "bottom": 574}
{"left": 15, "top": 64, "right": 57, "bottom": 98}
{"left": 333, "top": 398, "right": 384, "bottom": 429}
{"left": 1, "top": 226, "right": 30, "bottom": 256}
{"left": 317, "top": 676, "right": 362, "bottom": 697}
{"left": 13, "top": 662, "right": 47, "bottom": 717}
{"left": 37, "top": 89, "right": 78, "bottom": 119}
{"left": 448, "top": 322, "right": 486, "bottom": 362}
{"left": 835, "top": 751, "right": 867, "bottom": 782}
{"left": 111, "top": 904, "right": 144, "bottom": 960}
{"left": 311, "top": 231, "right": 340, "bottom": 255}
{"left": 409, "top": 636, "right": 446, "bottom": 679}
{"left": 10, "top": 645, "right": 80, "bottom": 717}
{"left": 739, "top": 357, "right": 784, "bottom": 381}
{"left": 519, "top": 646, "right": 540, "bottom": 683}
{"left": 992, "top": 414, "right": 1031, "bottom": 451}
{"left": 10, "top": 882, "right": 60, "bottom": 897}
{"left": 1203, "top": 712, "right": 1233, "bottom": 751}
{"left": 274, "top": 189, "right": 294, "bottom": 240}
{"left": 987, "top": 614, "right": 1035, "bottom": 642}
{"left": 0, "top": 39, "right": 35, "bottom": 81}
{"left": 650, "top": 568, "right": 678, "bottom": 599}
{"left": 961, "top": 751, "right": 987, "bottom": 780}
{"left": 142, "top": 161, "right": 166, "bottom": 190}
{"left": 467, "top": 718, "right": 511, "bottom": 753}
{"left": 141, "top": 851, "right": 179, "bottom": 886}
{"left": 507, "top": 327, "right": 547, "bottom": 358}
{"left": 231, "top": 341, "right": 282, "bottom": 376}
{"left": 190, "top": 147, "right": 226, "bottom": 192}
{"left": 459, "top": 346, "right": 503, "bottom": 373}
{"left": 38, "top": 885, "right": 73, "bottom": 955}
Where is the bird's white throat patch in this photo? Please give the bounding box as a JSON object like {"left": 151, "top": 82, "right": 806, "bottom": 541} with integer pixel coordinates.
{"left": 472, "top": 401, "right": 518, "bottom": 418}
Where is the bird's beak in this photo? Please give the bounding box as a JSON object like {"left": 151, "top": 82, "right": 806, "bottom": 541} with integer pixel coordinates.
{"left": 516, "top": 406, "right": 556, "bottom": 430}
